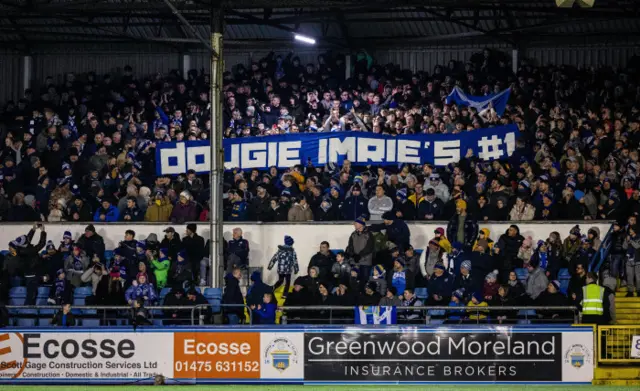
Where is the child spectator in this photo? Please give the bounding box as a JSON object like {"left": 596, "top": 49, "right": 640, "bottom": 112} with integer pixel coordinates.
{"left": 252, "top": 292, "right": 277, "bottom": 324}
{"left": 268, "top": 235, "right": 299, "bottom": 299}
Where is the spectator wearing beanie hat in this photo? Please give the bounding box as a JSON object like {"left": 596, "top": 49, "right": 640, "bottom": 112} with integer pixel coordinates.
{"left": 391, "top": 258, "right": 409, "bottom": 297}
{"left": 467, "top": 291, "right": 489, "bottom": 322}
{"left": 538, "top": 280, "right": 571, "bottom": 321}
{"left": 371, "top": 210, "right": 411, "bottom": 251}
{"left": 433, "top": 227, "right": 452, "bottom": 253}
{"left": 447, "top": 198, "right": 479, "bottom": 250}
{"left": 346, "top": 216, "right": 375, "bottom": 280}
{"left": 427, "top": 263, "right": 453, "bottom": 306}
{"left": 341, "top": 183, "right": 369, "bottom": 221}
{"left": 394, "top": 188, "right": 415, "bottom": 220}
{"left": 525, "top": 257, "right": 549, "bottom": 304}
{"left": 454, "top": 260, "right": 480, "bottom": 301}
{"left": 418, "top": 187, "right": 445, "bottom": 221}
{"left": 268, "top": 235, "right": 299, "bottom": 299}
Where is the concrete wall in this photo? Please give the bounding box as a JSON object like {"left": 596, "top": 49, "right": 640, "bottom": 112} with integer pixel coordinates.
{"left": 1, "top": 222, "right": 610, "bottom": 286}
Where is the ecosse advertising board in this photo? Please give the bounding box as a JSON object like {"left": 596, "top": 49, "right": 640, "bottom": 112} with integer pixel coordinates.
{"left": 0, "top": 327, "right": 592, "bottom": 384}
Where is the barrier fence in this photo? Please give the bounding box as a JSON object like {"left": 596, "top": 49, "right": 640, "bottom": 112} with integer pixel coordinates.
{"left": 7, "top": 304, "right": 579, "bottom": 326}
{"left": 597, "top": 325, "right": 640, "bottom": 365}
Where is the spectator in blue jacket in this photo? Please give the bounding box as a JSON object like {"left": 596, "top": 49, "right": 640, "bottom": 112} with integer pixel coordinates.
{"left": 251, "top": 292, "right": 277, "bottom": 324}
{"left": 391, "top": 258, "right": 408, "bottom": 296}
{"left": 227, "top": 228, "right": 249, "bottom": 272}
{"left": 125, "top": 274, "right": 157, "bottom": 306}
{"left": 371, "top": 211, "right": 411, "bottom": 251}
{"left": 446, "top": 289, "right": 466, "bottom": 323}
{"left": 93, "top": 198, "right": 119, "bottom": 222}
{"left": 428, "top": 263, "right": 454, "bottom": 305}
{"left": 454, "top": 260, "right": 481, "bottom": 302}
{"left": 340, "top": 184, "right": 369, "bottom": 221}
{"left": 228, "top": 190, "right": 248, "bottom": 221}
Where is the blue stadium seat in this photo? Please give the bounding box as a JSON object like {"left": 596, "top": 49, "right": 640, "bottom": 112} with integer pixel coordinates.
{"left": 104, "top": 250, "right": 114, "bottom": 260}
{"left": 430, "top": 318, "right": 444, "bottom": 325}
{"left": 36, "top": 297, "right": 49, "bottom": 306}
{"left": 74, "top": 286, "right": 93, "bottom": 297}
{"left": 414, "top": 287, "right": 428, "bottom": 300}
{"left": 515, "top": 268, "right": 528, "bottom": 282}
{"left": 9, "top": 287, "right": 27, "bottom": 305}
{"left": 414, "top": 249, "right": 423, "bottom": 255}
{"left": 0, "top": 250, "right": 8, "bottom": 256}
{"left": 558, "top": 268, "right": 571, "bottom": 294}
{"left": 330, "top": 249, "right": 343, "bottom": 255}
{"left": 81, "top": 310, "right": 100, "bottom": 327}
{"left": 204, "top": 288, "right": 222, "bottom": 313}
{"left": 558, "top": 268, "right": 570, "bottom": 279}
{"left": 16, "top": 309, "right": 38, "bottom": 327}
{"left": 10, "top": 276, "right": 23, "bottom": 287}
{"left": 37, "top": 286, "right": 50, "bottom": 297}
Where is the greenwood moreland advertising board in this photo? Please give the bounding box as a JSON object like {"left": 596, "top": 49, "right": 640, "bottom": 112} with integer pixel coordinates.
{"left": 0, "top": 326, "right": 593, "bottom": 384}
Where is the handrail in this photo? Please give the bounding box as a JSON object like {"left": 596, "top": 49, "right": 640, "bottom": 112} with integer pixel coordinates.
{"left": 0, "top": 220, "right": 615, "bottom": 226}
{"left": 7, "top": 304, "right": 251, "bottom": 325}
{"left": 279, "top": 305, "right": 580, "bottom": 324}
{"left": 590, "top": 223, "right": 614, "bottom": 272}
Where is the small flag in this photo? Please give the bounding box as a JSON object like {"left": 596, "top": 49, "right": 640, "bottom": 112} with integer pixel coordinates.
{"left": 354, "top": 306, "right": 397, "bottom": 324}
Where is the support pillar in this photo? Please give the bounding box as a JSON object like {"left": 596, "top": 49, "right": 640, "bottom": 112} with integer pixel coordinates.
{"left": 22, "top": 55, "right": 33, "bottom": 93}
{"left": 182, "top": 54, "right": 191, "bottom": 79}
{"left": 512, "top": 48, "right": 518, "bottom": 74}
{"left": 209, "top": 5, "right": 224, "bottom": 288}
{"left": 345, "top": 54, "right": 351, "bottom": 80}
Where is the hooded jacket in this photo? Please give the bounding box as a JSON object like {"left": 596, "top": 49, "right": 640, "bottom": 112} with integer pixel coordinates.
{"left": 145, "top": 197, "right": 173, "bottom": 222}
{"left": 287, "top": 202, "right": 313, "bottom": 222}
{"left": 170, "top": 201, "right": 198, "bottom": 223}
{"left": 150, "top": 257, "right": 171, "bottom": 289}
{"left": 268, "top": 245, "right": 299, "bottom": 275}
{"left": 246, "top": 272, "right": 273, "bottom": 306}
{"left": 345, "top": 228, "right": 375, "bottom": 266}
{"left": 496, "top": 227, "right": 525, "bottom": 270}
{"left": 64, "top": 253, "right": 89, "bottom": 287}
{"left": 473, "top": 228, "right": 495, "bottom": 251}
{"left": 525, "top": 267, "right": 549, "bottom": 300}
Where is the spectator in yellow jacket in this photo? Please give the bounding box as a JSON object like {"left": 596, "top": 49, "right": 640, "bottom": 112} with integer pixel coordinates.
{"left": 473, "top": 228, "right": 494, "bottom": 252}
{"left": 434, "top": 227, "right": 452, "bottom": 253}
{"left": 145, "top": 191, "right": 173, "bottom": 222}
{"left": 467, "top": 292, "right": 489, "bottom": 321}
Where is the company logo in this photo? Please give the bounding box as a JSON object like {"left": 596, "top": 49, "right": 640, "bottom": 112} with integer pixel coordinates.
{"left": 0, "top": 333, "right": 28, "bottom": 379}
{"left": 264, "top": 337, "right": 298, "bottom": 373}
{"left": 564, "top": 344, "right": 591, "bottom": 369}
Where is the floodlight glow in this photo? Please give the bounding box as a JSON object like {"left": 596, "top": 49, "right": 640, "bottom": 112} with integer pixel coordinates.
{"left": 294, "top": 34, "right": 316, "bottom": 45}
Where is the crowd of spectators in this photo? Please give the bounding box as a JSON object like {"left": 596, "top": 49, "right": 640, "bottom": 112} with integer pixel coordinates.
{"left": 1, "top": 47, "right": 640, "bottom": 326}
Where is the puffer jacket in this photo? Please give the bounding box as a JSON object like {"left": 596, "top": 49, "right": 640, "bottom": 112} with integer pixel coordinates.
{"left": 125, "top": 282, "right": 157, "bottom": 305}
{"left": 145, "top": 198, "right": 173, "bottom": 221}
{"left": 64, "top": 254, "right": 89, "bottom": 287}
{"left": 268, "top": 245, "right": 300, "bottom": 275}
{"left": 525, "top": 267, "right": 549, "bottom": 300}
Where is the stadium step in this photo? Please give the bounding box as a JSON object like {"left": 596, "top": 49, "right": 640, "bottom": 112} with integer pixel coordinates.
{"left": 613, "top": 319, "right": 640, "bottom": 324}
{"left": 593, "top": 379, "right": 640, "bottom": 386}
{"left": 610, "top": 314, "right": 640, "bottom": 321}
{"left": 594, "top": 367, "right": 640, "bottom": 380}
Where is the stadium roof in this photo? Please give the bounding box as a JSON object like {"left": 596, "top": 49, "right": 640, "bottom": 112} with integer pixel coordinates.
{"left": 0, "top": 0, "right": 639, "bottom": 53}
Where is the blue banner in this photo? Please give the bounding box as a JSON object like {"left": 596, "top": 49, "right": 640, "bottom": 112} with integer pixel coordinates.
{"left": 446, "top": 86, "right": 511, "bottom": 116}
{"left": 155, "top": 124, "right": 518, "bottom": 174}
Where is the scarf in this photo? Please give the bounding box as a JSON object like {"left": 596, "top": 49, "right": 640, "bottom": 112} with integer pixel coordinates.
{"left": 73, "top": 256, "right": 84, "bottom": 270}
{"left": 55, "top": 278, "right": 66, "bottom": 297}
{"left": 539, "top": 252, "right": 548, "bottom": 269}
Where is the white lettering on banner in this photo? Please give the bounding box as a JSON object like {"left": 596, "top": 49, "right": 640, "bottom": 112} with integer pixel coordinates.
{"left": 277, "top": 141, "right": 302, "bottom": 167}
{"left": 241, "top": 142, "right": 268, "bottom": 169}
{"left": 328, "top": 137, "right": 357, "bottom": 162}
{"left": 434, "top": 140, "right": 461, "bottom": 166}
{"left": 225, "top": 144, "right": 240, "bottom": 169}
{"left": 159, "top": 143, "right": 187, "bottom": 175}
{"left": 386, "top": 139, "right": 396, "bottom": 162}
{"left": 397, "top": 140, "right": 421, "bottom": 164}
{"left": 478, "top": 135, "right": 504, "bottom": 160}
{"left": 357, "top": 138, "right": 386, "bottom": 163}
{"left": 318, "top": 139, "right": 328, "bottom": 164}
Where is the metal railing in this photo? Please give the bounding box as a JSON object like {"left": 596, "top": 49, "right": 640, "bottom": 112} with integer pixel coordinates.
{"left": 7, "top": 304, "right": 251, "bottom": 326}
{"left": 590, "top": 223, "right": 615, "bottom": 272}
{"left": 597, "top": 325, "right": 640, "bottom": 364}
{"left": 278, "top": 305, "right": 580, "bottom": 325}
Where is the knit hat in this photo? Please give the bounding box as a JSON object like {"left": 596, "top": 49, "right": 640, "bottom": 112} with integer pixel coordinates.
{"left": 393, "top": 257, "right": 405, "bottom": 267}
{"left": 136, "top": 241, "right": 146, "bottom": 250}
{"left": 456, "top": 199, "right": 467, "bottom": 210}
{"left": 485, "top": 269, "right": 499, "bottom": 281}
{"left": 354, "top": 216, "right": 366, "bottom": 226}
{"left": 177, "top": 251, "right": 186, "bottom": 260}
{"left": 429, "top": 173, "right": 440, "bottom": 181}
{"left": 434, "top": 227, "right": 445, "bottom": 236}
{"left": 351, "top": 184, "right": 361, "bottom": 192}
{"left": 353, "top": 175, "right": 363, "bottom": 184}
{"left": 461, "top": 260, "right": 472, "bottom": 271}
{"left": 550, "top": 280, "right": 561, "bottom": 291}
{"left": 580, "top": 235, "right": 590, "bottom": 244}
{"left": 537, "top": 240, "right": 545, "bottom": 249}
{"left": 452, "top": 242, "right": 463, "bottom": 251}
{"left": 12, "top": 235, "right": 28, "bottom": 248}
{"left": 373, "top": 265, "right": 385, "bottom": 276}
{"left": 472, "top": 291, "right": 484, "bottom": 303}
{"left": 523, "top": 236, "right": 533, "bottom": 248}
{"left": 351, "top": 266, "right": 360, "bottom": 274}
{"left": 46, "top": 240, "right": 55, "bottom": 251}
{"left": 519, "top": 179, "right": 530, "bottom": 189}
{"left": 57, "top": 268, "right": 65, "bottom": 276}
{"left": 63, "top": 231, "right": 73, "bottom": 240}
{"left": 453, "top": 289, "right": 465, "bottom": 300}
{"left": 396, "top": 188, "right": 408, "bottom": 200}
{"left": 382, "top": 211, "right": 396, "bottom": 220}
{"left": 284, "top": 235, "right": 294, "bottom": 246}
{"left": 434, "top": 263, "right": 446, "bottom": 272}
{"left": 159, "top": 248, "right": 168, "bottom": 257}
{"left": 570, "top": 225, "right": 581, "bottom": 236}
